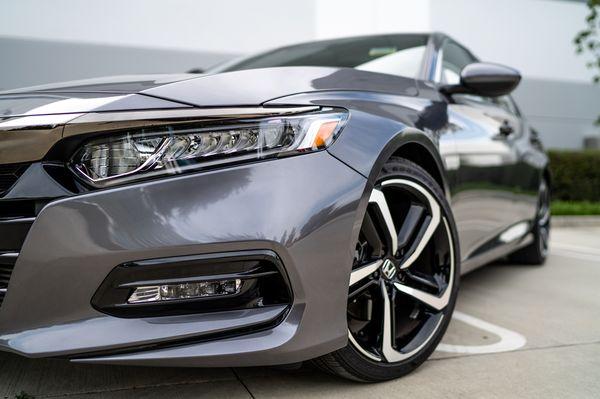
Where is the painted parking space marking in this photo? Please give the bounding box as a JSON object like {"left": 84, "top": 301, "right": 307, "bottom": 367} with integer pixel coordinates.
{"left": 551, "top": 242, "right": 600, "bottom": 255}
{"left": 550, "top": 243, "right": 600, "bottom": 263}
{"left": 551, "top": 250, "right": 600, "bottom": 263}
{"left": 436, "top": 311, "right": 526, "bottom": 354}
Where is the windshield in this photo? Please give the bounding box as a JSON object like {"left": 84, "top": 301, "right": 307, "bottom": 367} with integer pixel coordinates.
{"left": 212, "top": 34, "right": 429, "bottom": 79}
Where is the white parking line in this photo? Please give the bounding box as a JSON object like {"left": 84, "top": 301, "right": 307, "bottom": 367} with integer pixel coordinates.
{"left": 551, "top": 242, "right": 600, "bottom": 256}
{"left": 551, "top": 250, "right": 600, "bottom": 263}
{"left": 549, "top": 242, "right": 600, "bottom": 263}
{"left": 436, "top": 311, "right": 526, "bottom": 354}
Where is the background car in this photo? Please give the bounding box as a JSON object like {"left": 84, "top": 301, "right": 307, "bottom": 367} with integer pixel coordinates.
{"left": 0, "top": 32, "right": 549, "bottom": 382}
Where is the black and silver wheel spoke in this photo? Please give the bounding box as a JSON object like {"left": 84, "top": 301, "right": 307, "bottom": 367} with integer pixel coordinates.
{"left": 538, "top": 180, "right": 551, "bottom": 226}
{"left": 381, "top": 179, "right": 441, "bottom": 270}
{"left": 393, "top": 274, "right": 451, "bottom": 312}
{"left": 396, "top": 204, "right": 427, "bottom": 249}
{"left": 348, "top": 178, "right": 455, "bottom": 363}
{"left": 379, "top": 280, "right": 444, "bottom": 362}
{"left": 369, "top": 189, "right": 398, "bottom": 255}
{"left": 537, "top": 180, "right": 551, "bottom": 255}
{"left": 350, "top": 260, "right": 383, "bottom": 286}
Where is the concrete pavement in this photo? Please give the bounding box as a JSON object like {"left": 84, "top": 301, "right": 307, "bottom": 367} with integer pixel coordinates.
{"left": 1, "top": 227, "right": 599, "bottom": 398}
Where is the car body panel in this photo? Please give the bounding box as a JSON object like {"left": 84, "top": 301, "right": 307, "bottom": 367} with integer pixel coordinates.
{"left": 265, "top": 88, "right": 451, "bottom": 187}
{"left": 142, "top": 67, "right": 419, "bottom": 107}
{"left": 0, "top": 74, "right": 198, "bottom": 95}
{"left": 0, "top": 92, "right": 190, "bottom": 118}
{"left": 0, "top": 32, "right": 549, "bottom": 367}
{"left": 265, "top": 85, "right": 540, "bottom": 264}
{"left": 0, "top": 93, "right": 191, "bottom": 164}
{"left": 448, "top": 101, "right": 539, "bottom": 260}
{"left": 0, "top": 151, "right": 365, "bottom": 362}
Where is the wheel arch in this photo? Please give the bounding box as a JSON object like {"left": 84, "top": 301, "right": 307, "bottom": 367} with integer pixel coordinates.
{"left": 327, "top": 124, "right": 452, "bottom": 273}
{"left": 364, "top": 127, "right": 450, "bottom": 200}
{"left": 263, "top": 91, "right": 450, "bottom": 197}
{"left": 336, "top": 127, "right": 453, "bottom": 290}
{"left": 391, "top": 142, "right": 445, "bottom": 195}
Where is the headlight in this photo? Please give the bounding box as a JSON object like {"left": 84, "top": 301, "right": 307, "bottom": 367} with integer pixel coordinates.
{"left": 70, "top": 108, "right": 347, "bottom": 187}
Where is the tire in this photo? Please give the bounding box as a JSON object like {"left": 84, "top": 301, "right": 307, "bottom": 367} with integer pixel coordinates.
{"left": 509, "top": 178, "right": 550, "bottom": 265}
{"left": 313, "top": 157, "right": 460, "bottom": 382}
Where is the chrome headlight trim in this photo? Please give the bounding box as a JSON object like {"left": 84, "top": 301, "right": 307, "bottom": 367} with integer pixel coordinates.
{"left": 68, "top": 106, "right": 348, "bottom": 188}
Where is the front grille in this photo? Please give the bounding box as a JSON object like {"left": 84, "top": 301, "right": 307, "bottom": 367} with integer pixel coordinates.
{"left": 0, "top": 252, "right": 17, "bottom": 307}
{"left": 0, "top": 161, "right": 52, "bottom": 308}
{"left": 0, "top": 217, "right": 35, "bottom": 251}
{"left": 0, "top": 163, "right": 30, "bottom": 197}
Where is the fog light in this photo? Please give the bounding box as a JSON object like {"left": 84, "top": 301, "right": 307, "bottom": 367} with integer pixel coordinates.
{"left": 127, "top": 279, "right": 242, "bottom": 304}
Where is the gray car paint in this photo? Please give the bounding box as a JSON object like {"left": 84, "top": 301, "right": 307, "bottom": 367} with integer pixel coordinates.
{"left": 142, "top": 67, "right": 420, "bottom": 107}
{"left": 0, "top": 93, "right": 190, "bottom": 118}
{"left": 0, "top": 33, "right": 548, "bottom": 366}
{"left": 0, "top": 151, "right": 366, "bottom": 364}
{"left": 0, "top": 74, "right": 198, "bottom": 95}
{"left": 266, "top": 88, "right": 543, "bottom": 266}
{"left": 0, "top": 94, "right": 190, "bottom": 164}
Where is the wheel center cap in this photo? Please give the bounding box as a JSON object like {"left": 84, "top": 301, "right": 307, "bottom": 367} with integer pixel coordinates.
{"left": 381, "top": 259, "right": 397, "bottom": 280}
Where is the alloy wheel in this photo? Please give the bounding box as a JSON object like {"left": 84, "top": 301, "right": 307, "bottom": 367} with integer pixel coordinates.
{"left": 347, "top": 178, "right": 455, "bottom": 362}
{"left": 537, "top": 180, "right": 551, "bottom": 257}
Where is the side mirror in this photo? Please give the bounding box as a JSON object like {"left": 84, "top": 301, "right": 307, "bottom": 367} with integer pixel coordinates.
{"left": 441, "top": 62, "right": 521, "bottom": 97}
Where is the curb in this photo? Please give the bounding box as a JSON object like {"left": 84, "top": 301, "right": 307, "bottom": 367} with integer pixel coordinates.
{"left": 552, "top": 215, "right": 600, "bottom": 227}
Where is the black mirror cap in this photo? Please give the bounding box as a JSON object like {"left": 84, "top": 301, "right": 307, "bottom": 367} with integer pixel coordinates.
{"left": 441, "top": 62, "right": 521, "bottom": 98}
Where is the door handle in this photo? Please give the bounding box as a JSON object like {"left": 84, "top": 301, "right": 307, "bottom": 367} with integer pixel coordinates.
{"left": 498, "top": 120, "right": 514, "bottom": 137}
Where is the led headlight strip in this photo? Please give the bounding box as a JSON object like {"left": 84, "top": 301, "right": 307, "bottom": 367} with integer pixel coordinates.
{"left": 69, "top": 107, "right": 348, "bottom": 187}
{"left": 128, "top": 279, "right": 242, "bottom": 304}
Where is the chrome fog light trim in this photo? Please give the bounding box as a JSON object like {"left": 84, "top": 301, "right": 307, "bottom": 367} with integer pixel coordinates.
{"left": 92, "top": 250, "right": 292, "bottom": 318}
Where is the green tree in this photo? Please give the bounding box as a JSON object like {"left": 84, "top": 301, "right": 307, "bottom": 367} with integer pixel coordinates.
{"left": 575, "top": 0, "right": 600, "bottom": 124}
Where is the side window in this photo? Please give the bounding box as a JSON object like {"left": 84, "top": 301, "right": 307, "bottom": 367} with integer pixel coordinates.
{"left": 438, "top": 41, "right": 476, "bottom": 85}
{"left": 356, "top": 45, "right": 427, "bottom": 79}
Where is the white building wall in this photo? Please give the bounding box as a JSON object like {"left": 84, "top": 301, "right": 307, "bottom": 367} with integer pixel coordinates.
{"left": 1, "top": 0, "right": 592, "bottom": 82}
{"left": 312, "top": 0, "right": 593, "bottom": 83}
{"left": 0, "top": 0, "right": 316, "bottom": 53}
{"left": 0, "top": 0, "right": 598, "bottom": 148}
{"left": 429, "top": 0, "right": 600, "bottom": 148}
{"left": 315, "top": 0, "right": 431, "bottom": 39}
{"left": 428, "top": 0, "right": 593, "bottom": 82}
{"left": 311, "top": 0, "right": 600, "bottom": 148}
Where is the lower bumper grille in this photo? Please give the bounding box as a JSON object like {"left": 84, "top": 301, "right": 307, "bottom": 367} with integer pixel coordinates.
{"left": 0, "top": 217, "right": 35, "bottom": 250}
{"left": 0, "top": 252, "right": 17, "bottom": 307}
{"left": 0, "top": 216, "right": 35, "bottom": 308}
{"left": 0, "top": 161, "right": 60, "bottom": 309}
{"left": 0, "top": 163, "right": 30, "bottom": 197}
{"left": 92, "top": 250, "right": 292, "bottom": 318}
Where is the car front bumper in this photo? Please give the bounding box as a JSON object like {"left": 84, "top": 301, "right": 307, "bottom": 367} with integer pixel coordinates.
{"left": 0, "top": 150, "right": 368, "bottom": 366}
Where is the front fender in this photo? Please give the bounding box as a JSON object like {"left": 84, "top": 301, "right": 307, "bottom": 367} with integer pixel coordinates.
{"left": 266, "top": 91, "right": 450, "bottom": 194}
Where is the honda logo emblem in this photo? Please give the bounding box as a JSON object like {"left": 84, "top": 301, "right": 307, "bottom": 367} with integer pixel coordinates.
{"left": 381, "top": 259, "right": 397, "bottom": 280}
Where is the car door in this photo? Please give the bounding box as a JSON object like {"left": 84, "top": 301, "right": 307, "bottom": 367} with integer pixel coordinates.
{"left": 437, "top": 40, "right": 533, "bottom": 261}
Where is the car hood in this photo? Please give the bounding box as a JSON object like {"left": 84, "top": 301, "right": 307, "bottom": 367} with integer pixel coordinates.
{"left": 142, "top": 67, "right": 419, "bottom": 107}
{"left": 0, "top": 67, "right": 419, "bottom": 118}
{"left": 0, "top": 74, "right": 197, "bottom": 118}
{"left": 0, "top": 74, "right": 198, "bottom": 96}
